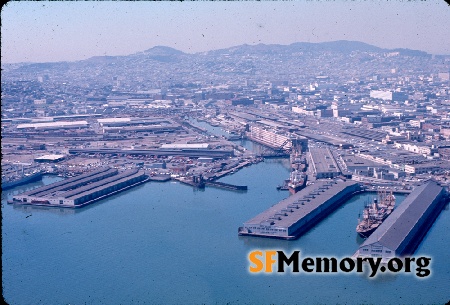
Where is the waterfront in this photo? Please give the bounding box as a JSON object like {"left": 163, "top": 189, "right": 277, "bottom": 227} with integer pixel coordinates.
{"left": 3, "top": 3, "right": 450, "bottom": 303}
{"left": 2, "top": 158, "right": 449, "bottom": 304}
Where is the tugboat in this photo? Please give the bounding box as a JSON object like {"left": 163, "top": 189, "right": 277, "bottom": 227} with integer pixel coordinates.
{"left": 356, "top": 190, "right": 396, "bottom": 238}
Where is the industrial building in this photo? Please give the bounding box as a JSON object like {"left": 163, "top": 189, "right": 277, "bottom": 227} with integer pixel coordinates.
{"left": 17, "top": 120, "right": 89, "bottom": 130}
{"left": 310, "top": 148, "right": 342, "bottom": 179}
{"left": 248, "top": 125, "right": 308, "bottom": 152}
{"left": 34, "top": 154, "right": 66, "bottom": 163}
{"left": 228, "top": 111, "right": 258, "bottom": 122}
{"left": 97, "top": 117, "right": 181, "bottom": 133}
{"left": 370, "top": 90, "right": 408, "bottom": 102}
{"left": 239, "top": 180, "right": 360, "bottom": 239}
{"left": 353, "top": 180, "right": 448, "bottom": 261}
{"left": 11, "top": 167, "right": 148, "bottom": 208}
{"left": 404, "top": 163, "right": 441, "bottom": 175}
{"left": 68, "top": 147, "right": 233, "bottom": 158}
{"left": 160, "top": 143, "right": 210, "bottom": 150}
{"left": 340, "top": 154, "right": 390, "bottom": 177}
{"left": 341, "top": 127, "right": 387, "bottom": 142}
{"left": 294, "top": 130, "right": 353, "bottom": 148}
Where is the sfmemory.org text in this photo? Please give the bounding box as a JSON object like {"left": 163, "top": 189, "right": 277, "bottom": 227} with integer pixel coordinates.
{"left": 248, "top": 250, "right": 431, "bottom": 278}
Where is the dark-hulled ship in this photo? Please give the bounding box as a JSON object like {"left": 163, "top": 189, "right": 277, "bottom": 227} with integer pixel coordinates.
{"left": 356, "top": 190, "right": 395, "bottom": 238}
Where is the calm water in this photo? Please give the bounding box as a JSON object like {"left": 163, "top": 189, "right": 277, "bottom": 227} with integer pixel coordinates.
{"left": 2, "top": 147, "right": 450, "bottom": 304}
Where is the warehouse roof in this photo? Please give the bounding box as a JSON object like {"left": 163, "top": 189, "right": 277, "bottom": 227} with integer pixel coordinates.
{"left": 310, "top": 148, "right": 341, "bottom": 174}
{"left": 17, "top": 121, "right": 88, "bottom": 129}
{"left": 22, "top": 167, "right": 112, "bottom": 196}
{"left": 64, "top": 169, "right": 139, "bottom": 199}
{"left": 97, "top": 118, "right": 131, "bottom": 123}
{"left": 360, "top": 180, "right": 445, "bottom": 253}
{"left": 244, "top": 180, "right": 358, "bottom": 228}
{"left": 160, "top": 143, "right": 210, "bottom": 149}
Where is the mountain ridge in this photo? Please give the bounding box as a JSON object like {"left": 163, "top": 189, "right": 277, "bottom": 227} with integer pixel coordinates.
{"left": 201, "top": 40, "right": 430, "bottom": 57}
{"left": 2, "top": 40, "right": 438, "bottom": 69}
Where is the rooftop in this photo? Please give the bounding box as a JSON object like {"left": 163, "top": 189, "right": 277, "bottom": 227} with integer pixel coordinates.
{"left": 310, "top": 148, "right": 341, "bottom": 174}
{"left": 360, "top": 180, "right": 446, "bottom": 253}
{"left": 244, "top": 180, "right": 358, "bottom": 228}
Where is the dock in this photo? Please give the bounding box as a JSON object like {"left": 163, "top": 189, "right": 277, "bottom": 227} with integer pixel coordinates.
{"left": 205, "top": 181, "right": 247, "bottom": 191}
{"left": 210, "top": 160, "right": 253, "bottom": 179}
{"left": 365, "top": 188, "right": 412, "bottom": 194}
{"left": 172, "top": 176, "right": 205, "bottom": 188}
{"left": 173, "top": 176, "right": 247, "bottom": 191}
{"left": 353, "top": 180, "right": 448, "bottom": 261}
{"left": 148, "top": 174, "right": 172, "bottom": 182}
{"left": 239, "top": 179, "right": 361, "bottom": 239}
{"left": 8, "top": 167, "right": 148, "bottom": 208}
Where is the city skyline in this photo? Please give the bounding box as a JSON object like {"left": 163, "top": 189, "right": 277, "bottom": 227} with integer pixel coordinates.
{"left": 2, "top": 1, "right": 450, "bottom": 64}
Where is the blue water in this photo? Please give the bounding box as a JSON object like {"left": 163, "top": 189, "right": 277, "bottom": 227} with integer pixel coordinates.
{"left": 2, "top": 154, "right": 450, "bottom": 304}
{"left": 189, "top": 119, "right": 230, "bottom": 137}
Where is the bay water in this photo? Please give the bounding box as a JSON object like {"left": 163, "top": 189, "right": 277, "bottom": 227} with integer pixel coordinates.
{"left": 2, "top": 138, "right": 449, "bottom": 304}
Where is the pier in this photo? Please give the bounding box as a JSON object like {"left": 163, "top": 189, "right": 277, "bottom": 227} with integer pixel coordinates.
{"left": 174, "top": 176, "right": 247, "bottom": 191}
{"left": 353, "top": 180, "right": 448, "bottom": 261}
{"left": 205, "top": 181, "right": 247, "bottom": 191}
{"left": 173, "top": 176, "right": 205, "bottom": 188}
{"left": 239, "top": 179, "right": 361, "bottom": 239}
{"left": 9, "top": 167, "right": 148, "bottom": 208}
{"left": 68, "top": 148, "right": 234, "bottom": 158}
{"left": 209, "top": 160, "right": 253, "bottom": 180}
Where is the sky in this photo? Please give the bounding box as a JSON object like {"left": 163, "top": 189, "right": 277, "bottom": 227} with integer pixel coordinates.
{"left": 1, "top": 1, "right": 450, "bottom": 64}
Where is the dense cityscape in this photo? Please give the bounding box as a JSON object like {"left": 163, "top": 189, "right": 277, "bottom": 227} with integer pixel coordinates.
{"left": 2, "top": 39, "right": 450, "bottom": 304}
{"left": 2, "top": 41, "right": 450, "bottom": 190}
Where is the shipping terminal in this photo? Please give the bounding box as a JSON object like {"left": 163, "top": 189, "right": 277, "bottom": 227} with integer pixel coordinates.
{"left": 240, "top": 176, "right": 448, "bottom": 262}
{"left": 239, "top": 179, "right": 361, "bottom": 239}
{"left": 353, "top": 180, "right": 448, "bottom": 262}
{"left": 8, "top": 167, "right": 148, "bottom": 208}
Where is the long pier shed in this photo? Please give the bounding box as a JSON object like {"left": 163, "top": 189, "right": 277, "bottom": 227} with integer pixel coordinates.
{"left": 10, "top": 167, "right": 148, "bottom": 208}
{"left": 353, "top": 180, "right": 448, "bottom": 261}
{"left": 239, "top": 179, "right": 361, "bottom": 239}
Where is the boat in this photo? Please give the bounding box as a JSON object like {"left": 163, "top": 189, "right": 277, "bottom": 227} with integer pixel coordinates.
{"left": 1, "top": 171, "right": 43, "bottom": 190}
{"left": 276, "top": 179, "right": 290, "bottom": 191}
{"left": 287, "top": 170, "right": 307, "bottom": 194}
{"left": 356, "top": 190, "right": 396, "bottom": 238}
{"left": 290, "top": 150, "right": 305, "bottom": 170}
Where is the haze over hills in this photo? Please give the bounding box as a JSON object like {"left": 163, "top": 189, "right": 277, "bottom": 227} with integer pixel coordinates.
{"left": 132, "top": 40, "right": 432, "bottom": 58}
{"left": 2, "top": 40, "right": 437, "bottom": 67}
{"left": 2, "top": 40, "right": 446, "bottom": 89}
{"left": 204, "top": 40, "right": 385, "bottom": 56}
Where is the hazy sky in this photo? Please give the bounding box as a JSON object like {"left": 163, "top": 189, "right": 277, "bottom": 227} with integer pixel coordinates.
{"left": 2, "top": 1, "right": 450, "bottom": 63}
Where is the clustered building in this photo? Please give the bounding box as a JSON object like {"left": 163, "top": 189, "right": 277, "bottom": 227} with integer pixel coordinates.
{"left": 1, "top": 42, "right": 450, "bottom": 190}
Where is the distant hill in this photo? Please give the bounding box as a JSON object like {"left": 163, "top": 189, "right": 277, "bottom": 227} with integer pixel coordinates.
{"left": 289, "top": 40, "right": 383, "bottom": 53}
{"left": 141, "top": 46, "right": 185, "bottom": 56}
{"left": 129, "top": 45, "right": 186, "bottom": 62}
{"left": 389, "top": 48, "right": 430, "bottom": 57}
{"left": 205, "top": 40, "right": 430, "bottom": 57}
{"left": 13, "top": 61, "right": 72, "bottom": 72}
{"left": 4, "top": 40, "right": 435, "bottom": 77}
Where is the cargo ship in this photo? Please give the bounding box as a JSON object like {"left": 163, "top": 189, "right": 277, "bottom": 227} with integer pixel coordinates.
{"left": 287, "top": 170, "right": 307, "bottom": 194}
{"left": 1, "top": 171, "right": 43, "bottom": 190}
{"left": 356, "top": 190, "right": 395, "bottom": 238}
